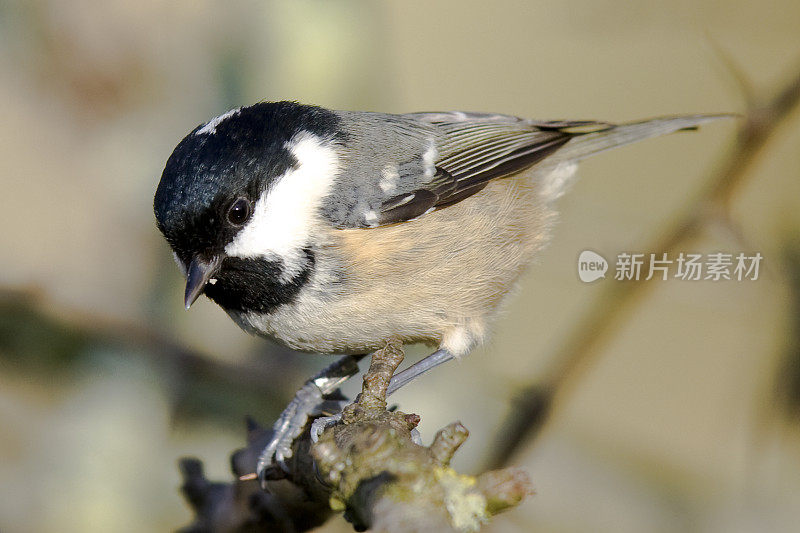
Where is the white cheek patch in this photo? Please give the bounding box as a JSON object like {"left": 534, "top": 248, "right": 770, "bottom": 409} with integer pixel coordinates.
{"left": 224, "top": 132, "right": 339, "bottom": 277}
{"left": 195, "top": 107, "right": 242, "bottom": 136}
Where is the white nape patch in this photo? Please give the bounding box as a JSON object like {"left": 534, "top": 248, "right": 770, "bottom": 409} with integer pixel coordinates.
{"left": 364, "top": 210, "right": 378, "bottom": 227}
{"left": 422, "top": 139, "right": 438, "bottom": 178}
{"left": 195, "top": 107, "right": 242, "bottom": 136}
{"left": 172, "top": 251, "right": 187, "bottom": 277}
{"left": 539, "top": 161, "right": 579, "bottom": 203}
{"left": 224, "top": 132, "right": 339, "bottom": 277}
{"left": 379, "top": 164, "right": 399, "bottom": 192}
{"left": 208, "top": 278, "right": 218, "bottom": 285}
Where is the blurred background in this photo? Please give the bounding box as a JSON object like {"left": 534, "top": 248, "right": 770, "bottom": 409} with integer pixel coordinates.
{"left": 1, "top": 1, "right": 799, "bottom": 531}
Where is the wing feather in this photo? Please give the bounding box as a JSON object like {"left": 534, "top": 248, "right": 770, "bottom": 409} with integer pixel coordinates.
{"left": 371, "top": 112, "right": 577, "bottom": 225}
{"left": 325, "top": 110, "right": 728, "bottom": 229}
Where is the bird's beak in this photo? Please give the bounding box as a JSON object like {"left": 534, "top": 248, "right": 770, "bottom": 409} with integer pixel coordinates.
{"left": 184, "top": 255, "right": 222, "bottom": 310}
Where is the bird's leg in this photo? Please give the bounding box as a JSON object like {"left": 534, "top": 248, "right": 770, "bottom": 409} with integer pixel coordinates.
{"left": 256, "top": 347, "right": 456, "bottom": 484}
{"left": 311, "top": 348, "right": 458, "bottom": 440}
{"left": 386, "top": 348, "right": 455, "bottom": 396}
{"left": 256, "top": 353, "right": 365, "bottom": 482}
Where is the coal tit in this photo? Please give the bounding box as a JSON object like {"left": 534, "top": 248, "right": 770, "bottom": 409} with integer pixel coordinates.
{"left": 154, "top": 101, "right": 727, "bottom": 476}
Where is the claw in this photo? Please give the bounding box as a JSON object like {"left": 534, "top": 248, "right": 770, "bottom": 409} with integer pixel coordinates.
{"left": 310, "top": 413, "right": 343, "bottom": 442}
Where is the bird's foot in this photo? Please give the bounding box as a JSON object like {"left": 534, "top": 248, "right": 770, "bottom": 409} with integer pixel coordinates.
{"left": 255, "top": 381, "right": 322, "bottom": 481}
{"left": 254, "top": 346, "right": 455, "bottom": 484}
{"left": 256, "top": 383, "right": 351, "bottom": 483}
{"left": 255, "top": 354, "right": 364, "bottom": 484}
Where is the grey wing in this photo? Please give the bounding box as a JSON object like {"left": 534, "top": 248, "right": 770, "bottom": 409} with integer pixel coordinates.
{"left": 351, "top": 112, "right": 598, "bottom": 228}
{"left": 324, "top": 110, "right": 722, "bottom": 229}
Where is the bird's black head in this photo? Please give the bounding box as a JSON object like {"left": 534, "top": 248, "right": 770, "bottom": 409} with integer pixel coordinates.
{"left": 154, "top": 101, "right": 341, "bottom": 313}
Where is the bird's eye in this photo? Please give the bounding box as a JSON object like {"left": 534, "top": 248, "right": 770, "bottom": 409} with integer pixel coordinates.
{"left": 227, "top": 197, "right": 251, "bottom": 226}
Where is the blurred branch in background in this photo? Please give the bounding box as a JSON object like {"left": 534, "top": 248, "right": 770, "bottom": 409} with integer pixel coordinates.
{"left": 0, "top": 286, "right": 300, "bottom": 427}
{"left": 774, "top": 235, "right": 800, "bottom": 422}
{"left": 487, "top": 57, "right": 800, "bottom": 470}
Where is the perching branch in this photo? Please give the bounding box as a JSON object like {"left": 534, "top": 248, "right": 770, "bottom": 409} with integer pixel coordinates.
{"left": 179, "top": 341, "right": 532, "bottom": 532}
{"left": 486, "top": 58, "right": 800, "bottom": 470}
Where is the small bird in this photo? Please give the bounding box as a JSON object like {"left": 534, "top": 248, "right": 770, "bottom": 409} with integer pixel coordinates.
{"left": 154, "top": 101, "right": 727, "bottom": 478}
